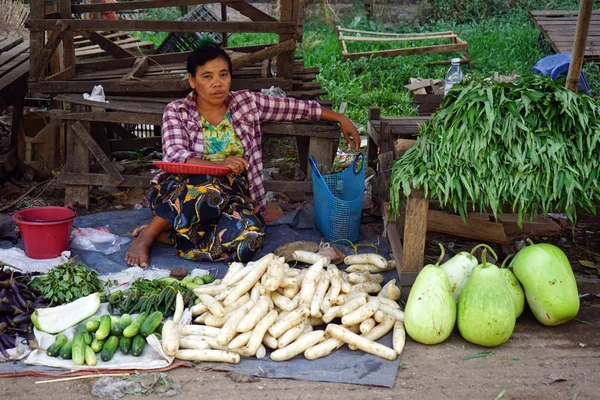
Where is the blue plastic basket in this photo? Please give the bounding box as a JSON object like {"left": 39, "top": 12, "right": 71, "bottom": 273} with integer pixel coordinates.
{"left": 310, "top": 153, "right": 365, "bottom": 242}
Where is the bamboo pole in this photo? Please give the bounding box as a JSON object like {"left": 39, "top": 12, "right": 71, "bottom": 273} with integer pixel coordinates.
{"left": 565, "top": 0, "right": 593, "bottom": 92}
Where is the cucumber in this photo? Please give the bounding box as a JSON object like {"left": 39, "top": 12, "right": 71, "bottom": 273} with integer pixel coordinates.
{"left": 82, "top": 331, "right": 93, "bottom": 345}
{"left": 119, "top": 335, "right": 133, "bottom": 354}
{"left": 111, "top": 322, "right": 123, "bottom": 337}
{"left": 181, "top": 276, "right": 193, "bottom": 284}
{"left": 95, "top": 315, "right": 112, "bottom": 341}
{"left": 100, "top": 335, "right": 119, "bottom": 362}
{"left": 120, "top": 314, "right": 132, "bottom": 329}
{"left": 122, "top": 312, "right": 148, "bottom": 338}
{"left": 201, "top": 275, "right": 215, "bottom": 284}
{"left": 85, "top": 320, "right": 101, "bottom": 332}
{"left": 131, "top": 334, "right": 145, "bottom": 357}
{"left": 151, "top": 333, "right": 162, "bottom": 341}
{"left": 157, "top": 277, "right": 179, "bottom": 285}
{"left": 139, "top": 311, "right": 163, "bottom": 337}
{"left": 183, "top": 282, "right": 202, "bottom": 290}
{"left": 84, "top": 345, "right": 97, "bottom": 366}
{"left": 193, "top": 276, "right": 204, "bottom": 285}
{"left": 59, "top": 339, "right": 74, "bottom": 359}
{"left": 47, "top": 333, "right": 67, "bottom": 357}
{"left": 72, "top": 333, "right": 86, "bottom": 366}
{"left": 91, "top": 337, "right": 105, "bottom": 353}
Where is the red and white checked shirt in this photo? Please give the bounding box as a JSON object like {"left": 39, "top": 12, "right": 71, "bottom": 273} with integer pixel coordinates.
{"left": 155, "top": 90, "right": 322, "bottom": 209}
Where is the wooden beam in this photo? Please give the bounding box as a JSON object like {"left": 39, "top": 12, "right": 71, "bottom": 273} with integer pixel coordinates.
{"left": 27, "top": 19, "right": 298, "bottom": 34}
{"left": 427, "top": 209, "right": 508, "bottom": 244}
{"left": 122, "top": 56, "right": 149, "bottom": 80}
{"left": 264, "top": 180, "right": 312, "bottom": 193}
{"left": 58, "top": 172, "right": 150, "bottom": 187}
{"left": 71, "top": 0, "right": 229, "bottom": 13}
{"left": 108, "top": 137, "right": 161, "bottom": 151}
{"left": 46, "top": 65, "right": 76, "bottom": 81}
{"left": 80, "top": 31, "right": 136, "bottom": 59}
{"left": 231, "top": 39, "right": 296, "bottom": 71}
{"left": 226, "top": 1, "right": 277, "bottom": 22}
{"left": 29, "top": 21, "right": 69, "bottom": 82}
{"left": 343, "top": 42, "right": 469, "bottom": 61}
{"left": 70, "top": 121, "right": 124, "bottom": 184}
{"left": 57, "top": 111, "right": 163, "bottom": 126}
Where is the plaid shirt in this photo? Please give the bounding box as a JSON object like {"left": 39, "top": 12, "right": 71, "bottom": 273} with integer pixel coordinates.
{"left": 155, "top": 90, "right": 322, "bottom": 209}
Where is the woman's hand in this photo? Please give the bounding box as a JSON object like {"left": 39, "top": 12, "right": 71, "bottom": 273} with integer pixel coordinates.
{"left": 219, "top": 156, "right": 249, "bottom": 175}
{"left": 320, "top": 109, "right": 361, "bottom": 151}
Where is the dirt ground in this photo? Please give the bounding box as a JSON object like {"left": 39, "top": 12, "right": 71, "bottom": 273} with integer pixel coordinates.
{"left": 2, "top": 295, "right": 598, "bottom": 400}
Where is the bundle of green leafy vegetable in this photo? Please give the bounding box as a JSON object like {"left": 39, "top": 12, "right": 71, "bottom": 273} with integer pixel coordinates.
{"left": 390, "top": 74, "right": 600, "bottom": 226}
{"left": 29, "top": 260, "right": 105, "bottom": 305}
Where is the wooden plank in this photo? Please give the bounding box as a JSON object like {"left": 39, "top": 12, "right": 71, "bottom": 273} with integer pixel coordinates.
{"left": 0, "top": 41, "right": 29, "bottom": 67}
{"left": 0, "top": 63, "right": 29, "bottom": 104}
{"left": 340, "top": 34, "right": 457, "bottom": 42}
{"left": 75, "top": 36, "right": 146, "bottom": 53}
{"left": 344, "top": 42, "right": 469, "bottom": 61}
{"left": 27, "top": 19, "right": 299, "bottom": 34}
{"left": 31, "top": 77, "right": 293, "bottom": 93}
{"left": 74, "top": 32, "right": 131, "bottom": 48}
{"left": 530, "top": 10, "right": 600, "bottom": 17}
{"left": 122, "top": 56, "right": 149, "bottom": 81}
{"left": 231, "top": 39, "right": 296, "bottom": 71}
{"left": 0, "top": 36, "right": 23, "bottom": 53}
{"left": 54, "top": 111, "right": 162, "bottom": 125}
{"left": 0, "top": 54, "right": 28, "bottom": 78}
{"left": 401, "top": 197, "right": 429, "bottom": 273}
{"left": 29, "top": 20, "right": 69, "bottom": 82}
{"left": 58, "top": 0, "right": 76, "bottom": 70}
{"left": 382, "top": 203, "right": 403, "bottom": 282}
{"left": 264, "top": 179, "right": 312, "bottom": 193}
{"left": 226, "top": 1, "right": 277, "bottom": 22}
{"left": 72, "top": 0, "right": 230, "bottom": 13}
{"left": 70, "top": 121, "right": 124, "bottom": 184}
{"left": 58, "top": 172, "right": 151, "bottom": 188}
{"left": 65, "top": 105, "right": 91, "bottom": 208}
{"left": 426, "top": 209, "right": 508, "bottom": 244}
{"left": 108, "top": 137, "right": 161, "bottom": 151}
{"left": 46, "top": 65, "right": 76, "bottom": 81}
{"left": 76, "top": 33, "right": 142, "bottom": 58}
{"left": 105, "top": 122, "right": 137, "bottom": 139}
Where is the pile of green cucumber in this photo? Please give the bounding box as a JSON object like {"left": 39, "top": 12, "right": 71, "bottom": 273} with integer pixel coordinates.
{"left": 45, "top": 311, "right": 163, "bottom": 366}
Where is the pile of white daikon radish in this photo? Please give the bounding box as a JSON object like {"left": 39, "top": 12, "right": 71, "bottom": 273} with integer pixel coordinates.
{"left": 161, "top": 251, "right": 405, "bottom": 364}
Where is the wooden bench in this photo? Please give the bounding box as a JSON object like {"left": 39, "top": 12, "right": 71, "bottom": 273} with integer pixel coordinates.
{"left": 52, "top": 94, "right": 341, "bottom": 208}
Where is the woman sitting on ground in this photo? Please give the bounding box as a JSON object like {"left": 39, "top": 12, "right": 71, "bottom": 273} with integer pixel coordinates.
{"left": 125, "top": 44, "right": 360, "bottom": 267}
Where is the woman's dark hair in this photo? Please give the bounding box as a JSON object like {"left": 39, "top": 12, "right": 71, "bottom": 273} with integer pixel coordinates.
{"left": 187, "top": 43, "right": 233, "bottom": 76}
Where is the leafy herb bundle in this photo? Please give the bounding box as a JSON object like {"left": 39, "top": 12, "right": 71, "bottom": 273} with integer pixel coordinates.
{"left": 390, "top": 74, "right": 600, "bottom": 226}
{"left": 29, "top": 260, "right": 105, "bottom": 305}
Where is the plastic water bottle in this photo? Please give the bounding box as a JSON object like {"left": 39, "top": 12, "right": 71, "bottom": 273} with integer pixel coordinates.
{"left": 444, "top": 58, "right": 464, "bottom": 95}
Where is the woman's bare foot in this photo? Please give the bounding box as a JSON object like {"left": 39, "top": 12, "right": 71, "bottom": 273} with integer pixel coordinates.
{"left": 125, "top": 230, "right": 154, "bottom": 267}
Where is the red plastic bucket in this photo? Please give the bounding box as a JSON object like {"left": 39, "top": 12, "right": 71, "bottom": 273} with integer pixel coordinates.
{"left": 12, "top": 206, "right": 76, "bottom": 259}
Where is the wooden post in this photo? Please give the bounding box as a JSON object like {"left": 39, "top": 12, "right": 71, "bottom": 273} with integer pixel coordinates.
{"left": 566, "top": 0, "right": 593, "bottom": 92}
{"left": 367, "top": 106, "right": 380, "bottom": 170}
{"left": 64, "top": 105, "right": 91, "bottom": 208}
{"left": 29, "top": 0, "right": 45, "bottom": 82}
{"left": 276, "top": 0, "right": 297, "bottom": 79}
{"left": 221, "top": 3, "right": 228, "bottom": 47}
{"left": 401, "top": 196, "right": 429, "bottom": 272}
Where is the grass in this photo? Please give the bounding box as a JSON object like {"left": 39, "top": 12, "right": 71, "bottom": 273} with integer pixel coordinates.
{"left": 128, "top": 2, "right": 599, "bottom": 133}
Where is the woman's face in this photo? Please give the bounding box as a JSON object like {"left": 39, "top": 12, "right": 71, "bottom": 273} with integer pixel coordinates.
{"left": 188, "top": 57, "right": 231, "bottom": 107}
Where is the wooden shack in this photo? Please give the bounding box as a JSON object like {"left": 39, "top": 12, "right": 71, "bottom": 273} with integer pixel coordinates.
{"left": 26, "top": 0, "right": 340, "bottom": 208}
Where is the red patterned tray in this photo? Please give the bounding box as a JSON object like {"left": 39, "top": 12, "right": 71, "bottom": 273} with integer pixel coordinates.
{"left": 153, "top": 161, "right": 232, "bottom": 176}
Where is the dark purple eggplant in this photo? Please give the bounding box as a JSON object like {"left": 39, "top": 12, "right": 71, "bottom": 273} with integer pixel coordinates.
{"left": 0, "top": 340, "right": 9, "bottom": 358}
{"left": 12, "top": 312, "right": 32, "bottom": 325}
{"left": 10, "top": 283, "right": 27, "bottom": 309}
{"left": 0, "top": 333, "right": 16, "bottom": 348}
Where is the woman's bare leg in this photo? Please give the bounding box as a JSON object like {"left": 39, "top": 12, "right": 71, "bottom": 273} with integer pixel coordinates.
{"left": 125, "top": 216, "right": 173, "bottom": 267}
{"left": 132, "top": 224, "right": 172, "bottom": 244}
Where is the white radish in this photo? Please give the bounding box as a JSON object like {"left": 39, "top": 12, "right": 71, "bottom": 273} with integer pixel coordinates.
{"left": 223, "top": 253, "right": 274, "bottom": 306}
{"left": 194, "top": 312, "right": 209, "bottom": 324}
{"left": 308, "top": 317, "right": 325, "bottom": 327}
{"left": 175, "top": 349, "right": 240, "bottom": 364}
{"left": 221, "top": 262, "right": 244, "bottom": 286}
{"left": 304, "top": 337, "right": 344, "bottom": 360}
{"left": 226, "top": 263, "right": 254, "bottom": 287}
{"left": 214, "top": 287, "right": 233, "bottom": 302}
{"left": 282, "top": 284, "right": 301, "bottom": 299}
{"left": 217, "top": 302, "right": 254, "bottom": 346}
{"left": 378, "top": 279, "right": 401, "bottom": 301}
{"left": 161, "top": 321, "right": 179, "bottom": 357}
{"left": 263, "top": 333, "right": 279, "bottom": 349}
{"left": 340, "top": 280, "right": 352, "bottom": 294}
{"left": 178, "top": 325, "right": 220, "bottom": 337}
{"left": 271, "top": 291, "right": 295, "bottom": 311}
{"left": 360, "top": 318, "right": 376, "bottom": 334}
{"left": 245, "top": 310, "right": 278, "bottom": 355}
{"left": 350, "top": 315, "right": 396, "bottom": 350}
{"left": 339, "top": 296, "right": 367, "bottom": 316}
{"left": 190, "top": 303, "right": 208, "bottom": 317}
{"left": 346, "top": 264, "right": 391, "bottom": 273}
{"left": 172, "top": 291, "right": 184, "bottom": 324}
{"left": 378, "top": 296, "right": 401, "bottom": 309}
{"left": 326, "top": 324, "right": 397, "bottom": 361}
{"left": 197, "top": 294, "right": 225, "bottom": 318}
{"left": 344, "top": 254, "right": 387, "bottom": 270}
{"left": 348, "top": 273, "right": 384, "bottom": 284}
{"left": 379, "top": 303, "right": 405, "bottom": 321}
{"left": 223, "top": 293, "right": 251, "bottom": 314}
{"left": 393, "top": 321, "right": 406, "bottom": 355}
{"left": 237, "top": 295, "right": 270, "bottom": 333}
{"left": 250, "top": 281, "right": 261, "bottom": 303}
{"left": 322, "top": 305, "right": 343, "bottom": 323}
{"left": 204, "top": 314, "right": 227, "bottom": 327}
{"left": 228, "top": 331, "right": 252, "bottom": 349}
{"left": 270, "top": 330, "right": 326, "bottom": 361}
{"left": 292, "top": 250, "right": 329, "bottom": 265}
{"left": 277, "top": 321, "right": 306, "bottom": 349}
{"left": 256, "top": 345, "right": 267, "bottom": 359}
{"left": 268, "top": 307, "right": 310, "bottom": 338}
{"left": 310, "top": 276, "right": 330, "bottom": 317}
{"left": 285, "top": 267, "right": 300, "bottom": 277}
{"left": 194, "top": 284, "right": 228, "bottom": 297}
{"left": 329, "top": 274, "right": 342, "bottom": 304}
{"left": 373, "top": 310, "right": 385, "bottom": 323}
{"left": 298, "top": 258, "right": 327, "bottom": 307}
{"left": 280, "top": 276, "right": 298, "bottom": 288}
{"left": 262, "top": 257, "right": 285, "bottom": 292}
{"left": 321, "top": 287, "right": 333, "bottom": 313}
{"left": 350, "top": 282, "right": 382, "bottom": 293}
{"left": 342, "top": 298, "right": 380, "bottom": 326}
{"left": 178, "top": 336, "right": 211, "bottom": 350}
